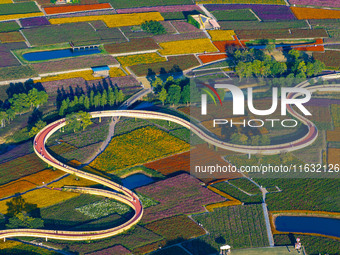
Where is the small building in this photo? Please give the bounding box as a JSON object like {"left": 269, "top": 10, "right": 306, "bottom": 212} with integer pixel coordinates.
{"left": 220, "top": 245, "right": 231, "bottom": 255}
{"left": 56, "top": 0, "right": 72, "bottom": 4}
{"left": 190, "top": 14, "right": 220, "bottom": 30}
{"left": 92, "top": 66, "right": 110, "bottom": 78}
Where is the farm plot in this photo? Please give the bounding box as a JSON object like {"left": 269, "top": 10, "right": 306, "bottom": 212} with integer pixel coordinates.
{"left": 313, "top": 50, "right": 340, "bottom": 69}
{"left": 86, "top": 245, "right": 132, "bottom": 255}
{"left": 291, "top": 7, "right": 340, "bottom": 20}
{"left": 20, "top": 16, "right": 50, "bottom": 27}
{"left": 44, "top": 3, "right": 112, "bottom": 15}
{"left": 49, "top": 12, "right": 164, "bottom": 28}
{"left": 212, "top": 9, "right": 258, "bottom": 21}
{"left": 129, "top": 54, "right": 200, "bottom": 76}
{"left": 228, "top": 178, "right": 261, "bottom": 195}
{"left": 0, "top": 12, "right": 43, "bottom": 22}
{"left": 198, "top": 53, "right": 228, "bottom": 64}
{"left": 289, "top": 0, "right": 340, "bottom": 8}
{"left": 136, "top": 173, "right": 225, "bottom": 223}
{"left": 153, "top": 32, "right": 207, "bottom": 43}
{"left": 328, "top": 148, "right": 340, "bottom": 165}
{"left": 0, "top": 21, "right": 20, "bottom": 32}
{"left": 0, "top": 2, "right": 40, "bottom": 15}
{"left": 104, "top": 38, "right": 160, "bottom": 54}
{"left": 171, "top": 21, "right": 201, "bottom": 33}
{"left": 0, "top": 44, "right": 20, "bottom": 67}
{"left": 327, "top": 127, "right": 340, "bottom": 142}
{"left": 99, "top": 0, "right": 193, "bottom": 9}
{"left": 0, "top": 31, "right": 25, "bottom": 43}
{"left": 117, "top": 53, "right": 166, "bottom": 67}
{"left": 145, "top": 215, "right": 205, "bottom": 243}
{"left": 90, "top": 126, "right": 190, "bottom": 172}
{"left": 159, "top": 38, "right": 218, "bottom": 55}
{"left": 116, "top": 5, "right": 201, "bottom": 14}
{"left": 219, "top": 20, "right": 308, "bottom": 30}
{"left": 0, "top": 65, "right": 37, "bottom": 81}
{"left": 31, "top": 54, "right": 117, "bottom": 74}
{"left": 309, "top": 19, "right": 340, "bottom": 43}
{"left": 197, "top": 0, "right": 285, "bottom": 3}
{"left": 186, "top": 204, "right": 269, "bottom": 255}
{"left": 208, "top": 30, "right": 235, "bottom": 41}
{"left": 206, "top": 4, "right": 295, "bottom": 21}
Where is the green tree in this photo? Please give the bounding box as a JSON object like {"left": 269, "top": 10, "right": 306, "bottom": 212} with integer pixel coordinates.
{"left": 28, "top": 89, "right": 48, "bottom": 109}
{"left": 59, "top": 99, "right": 68, "bottom": 116}
{"left": 9, "top": 93, "right": 30, "bottom": 115}
{"left": 94, "top": 93, "right": 101, "bottom": 108}
{"left": 280, "top": 152, "right": 294, "bottom": 164}
{"left": 167, "top": 85, "right": 181, "bottom": 106}
{"left": 235, "top": 62, "right": 247, "bottom": 80}
{"left": 28, "top": 120, "right": 46, "bottom": 137}
{"left": 6, "top": 212, "right": 44, "bottom": 229}
{"left": 181, "top": 85, "right": 191, "bottom": 105}
{"left": 141, "top": 20, "right": 166, "bottom": 35}
{"left": 158, "top": 87, "right": 168, "bottom": 106}
{"left": 101, "top": 90, "right": 108, "bottom": 108}
{"left": 90, "top": 90, "right": 95, "bottom": 107}
{"left": 0, "top": 111, "right": 8, "bottom": 128}
{"left": 260, "top": 135, "right": 270, "bottom": 145}
{"left": 116, "top": 90, "right": 125, "bottom": 104}
{"left": 108, "top": 87, "right": 115, "bottom": 106}
{"left": 6, "top": 108, "right": 15, "bottom": 124}
{"left": 6, "top": 196, "right": 28, "bottom": 218}
{"left": 66, "top": 111, "right": 93, "bottom": 132}
{"left": 84, "top": 96, "right": 90, "bottom": 110}
{"left": 187, "top": 15, "right": 200, "bottom": 29}
{"left": 312, "top": 60, "right": 325, "bottom": 75}
{"left": 251, "top": 135, "right": 260, "bottom": 146}
{"left": 266, "top": 43, "right": 275, "bottom": 53}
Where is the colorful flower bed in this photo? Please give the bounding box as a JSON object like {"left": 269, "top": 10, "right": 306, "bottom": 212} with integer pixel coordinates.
{"left": 135, "top": 173, "right": 225, "bottom": 223}
{"left": 116, "top": 5, "right": 201, "bottom": 14}
{"left": 294, "top": 38, "right": 324, "bottom": 52}
{"left": 129, "top": 54, "right": 200, "bottom": 76}
{"left": 187, "top": 204, "right": 269, "bottom": 253}
{"left": 0, "top": 169, "right": 63, "bottom": 199}
{"left": 154, "top": 31, "right": 207, "bottom": 43}
{"left": 86, "top": 245, "right": 132, "bottom": 255}
{"left": 313, "top": 50, "right": 340, "bottom": 69}
{"left": 0, "top": 44, "right": 20, "bottom": 67}
{"left": 0, "top": 31, "right": 25, "bottom": 43}
{"left": 197, "top": 0, "right": 285, "bottom": 4}
{"left": 44, "top": 3, "right": 112, "bottom": 15}
{"left": 159, "top": 38, "right": 218, "bottom": 55}
{"left": 20, "top": 16, "right": 50, "bottom": 27}
{"left": 48, "top": 174, "right": 96, "bottom": 188}
{"left": 0, "top": 12, "right": 43, "bottom": 21}
{"left": 198, "top": 53, "right": 228, "bottom": 64}
{"left": 105, "top": 0, "right": 193, "bottom": 9}
{"left": 213, "top": 38, "right": 246, "bottom": 51}
{"left": 0, "top": 0, "right": 13, "bottom": 3}
{"left": 0, "top": 2, "right": 40, "bottom": 15}
{"left": 219, "top": 20, "right": 309, "bottom": 30}
{"left": 90, "top": 126, "right": 190, "bottom": 172}
{"left": 0, "top": 21, "right": 20, "bottom": 32}
{"left": 208, "top": 30, "right": 235, "bottom": 41}
{"left": 104, "top": 38, "right": 160, "bottom": 54}
{"left": 160, "top": 21, "right": 177, "bottom": 33}
{"left": 206, "top": 4, "right": 296, "bottom": 21}
{"left": 145, "top": 215, "right": 205, "bottom": 242}
{"left": 327, "top": 127, "right": 340, "bottom": 142}
{"left": 49, "top": 12, "right": 164, "bottom": 28}
{"left": 171, "top": 21, "right": 201, "bottom": 33}
{"left": 117, "top": 53, "right": 166, "bottom": 67}
{"left": 212, "top": 9, "right": 258, "bottom": 21}
{"left": 291, "top": 7, "right": 340, "bottom": 20}
{"left": 290, "top": 0, "right": 340, "bottom": 8}
{"left": 31, "top": 55, "right": 118, "bottom": 74}
{"left": 47, "top": 9, "right": 117, "bottom": 19}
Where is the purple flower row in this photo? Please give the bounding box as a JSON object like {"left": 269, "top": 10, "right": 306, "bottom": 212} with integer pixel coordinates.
{"left": 0, "top": 45, "right": 20, "bottom": 68}
{"left": 289, "top": 0, "right": 340, "bottom": 8}
{"left": 136, "top": 174, "right": 225, "bottom": 223}
{"left": 205, "top": 4, "right": 296, "bottom": 20}
{"left": 116, "top": 5, "right": 202, "bottom": 14}
{"left": 154, "top": 31, "right": 207, "bottom": 43}
{"left": 20, "top": 17, "right": 50, "bottom": 28}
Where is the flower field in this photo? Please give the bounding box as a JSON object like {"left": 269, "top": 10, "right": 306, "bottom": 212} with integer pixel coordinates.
{"left": 206, "top": 4, "right": 296, "bottom": 21}
{"left": 0, "top": 65, "right": 37, "bottom": 81}
{"left": 196, "top": 0, "right": 286, "bottom": 4}
{"left": 313, "top": 50, "right": 340, "bottom": 69}
{"left": 213, "top": 38, "right": 246, "bottom": 51}
{"left": 31, "top": 55, "right": 118, "bottom": 74}
{"left": 104, "top": 38, "right": 160, "bottom": 54}
{"left": 187, "top": 204, "right": 269, "bottom": 254}
{"left": 291, "top": 7, "right": 340, "bottom": 20}
{"left": 0, "top": 169, "right": 64, "bottom": 199}
{"left": 159, "top": 38, "right": 218, "bottom": 55}
{"left": 20, "top": 16, "right": 51, "bottom": 27}
{"left": 136, "top": 173, "right": 226, "bottom": 223}
{"left": 44, "top": 3, "right": 112, "bottom": 15}
{"left": 198, "top": 53, "right": 228, "bottom": 64}
{"left": 327, "top": 127, "right": 340, "bottom": 142}
{"left": 289, "top": 0, "right": 340, "bottom": 8}
{"left": 212, "top": 9, "right": 258, "bottom": 21}
{"left": 208, "top": 30, "right": 235, "bottom": 41}
{"left": 117, "top": 53, "right": 166, "bottom": 67}
{"left": 0, "top": 0, "right": 13, "bottom": 3}
{"left": 0, "top": 44, "right": 20, "bottom": 67}
{"left": 116, "top": 5, "right": 201, "bottom": 14}
{"left": 48, "top": 174, "right": 96, "bottom": 188}
{"left": 49, "top": 12, "right": 164, "bottom": 28}
{"left": 294, "top": 38, "right": 324, "bottom": 52}
{"left": 145, "top": 215, "right": 205, "bottom": 242}
{"left": 219, "top": 20, "right": 309, "bottom": 30}
{"left": 0, "top": 21, "right": 20, "bottom": 32}
{"left": 86, "top": 245, "right": 132, "bottom": 255}
{"left": 0, "top": 12, "right": 43, "bottom": 21}
{"left": 90, "top": 126, "right": 190, "bottom": 172}
{"left": 327, "top": 148, "right": 340, "bottom": 165}
{"left": 171, "top": 21, "right": 201, "bottom": 33}
{"left": 154, "top": 32, "right": 207, "bottom": 43}
{"left": 129, "top": 54, "right": 200, "bottom": 76}
{"left": 103, "top": 0, "right": 193, "bottom": 9}
{"left": 0, "top": 31, "right": 25, "bottom": 43}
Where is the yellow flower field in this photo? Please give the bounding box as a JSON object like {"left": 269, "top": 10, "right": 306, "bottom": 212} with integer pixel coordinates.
{"left": 48, "top": 174, "right": 96, "bottom": 188}
{"left": 0, "top": 12, "right": 43, "bottom": 21}
{"left": 159, "top": 38, "right": 218, "bottom": 55}
{"left": 37, "top": 68, "right": 125, "bottom": 82}
{"left": 0, "top": 188, "right": 79, "bottom": 214}
{"left": 90, "top": 126, "right": 190, "bottom": 172}
{"left": 49, "top": 12, "right": 164, "bottom": 28}
{"left": 0, "top": 0, "right": 13, "bottom": 4}
{"left": 117, "top": 53, "right": 166, "bottom": 67}
{"left": 208, "top": 30, "right": 235, "bottom": 41}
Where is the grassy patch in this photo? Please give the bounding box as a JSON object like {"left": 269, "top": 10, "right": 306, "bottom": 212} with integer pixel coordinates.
{"left": 99, "top": 0, "right": 193, "bottom": 9}
{"left": 0, "top": 2, "right": 40, "bottom": 15}
{"left": 0, "top": 21, "right": 20, "bottom": 32}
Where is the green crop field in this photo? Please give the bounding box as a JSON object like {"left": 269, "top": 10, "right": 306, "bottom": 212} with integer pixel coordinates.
{"left": 213, "top": 9, "right": 258, "bottom": 21}
{"left": 99, "top": 0, "right": 193, "bottom": 9}
{"left": 0, "top": 21, "right": 20, "bottom": 33}
{"left": 0, "top": 2, "right": 40, "bottom": 15}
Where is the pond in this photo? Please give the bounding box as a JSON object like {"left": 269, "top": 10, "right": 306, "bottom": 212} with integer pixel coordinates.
{"left": 23, "top": 48, "right": 101, "bottom": 61}
{"left": 275, "top": 216, "right": 340, "bottom": 238}
{"left": 121, "top": 173, "right": 154, "bottom": 190}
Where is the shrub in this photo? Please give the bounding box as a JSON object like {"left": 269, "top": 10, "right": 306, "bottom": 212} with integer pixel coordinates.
{"left": 187, "top": 15, "right": 200, "bottom": 29}
{"left": 141, "top": 20, "right": 166, "bottom": 35}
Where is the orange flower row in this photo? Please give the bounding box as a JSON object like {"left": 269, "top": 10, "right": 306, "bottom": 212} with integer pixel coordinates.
{"left": 291, "top": 7, "right": 340, "bottom": 20}
{"left": 198, "top": 53, "right": 228, "bottom": 64}
{"left": 44, "top": 3, "right": 112, "bottom": 15}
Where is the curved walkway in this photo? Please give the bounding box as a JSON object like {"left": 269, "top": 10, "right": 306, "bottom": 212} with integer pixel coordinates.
{"left": 0, "top": 79, "right": 339, "bottom": 241}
